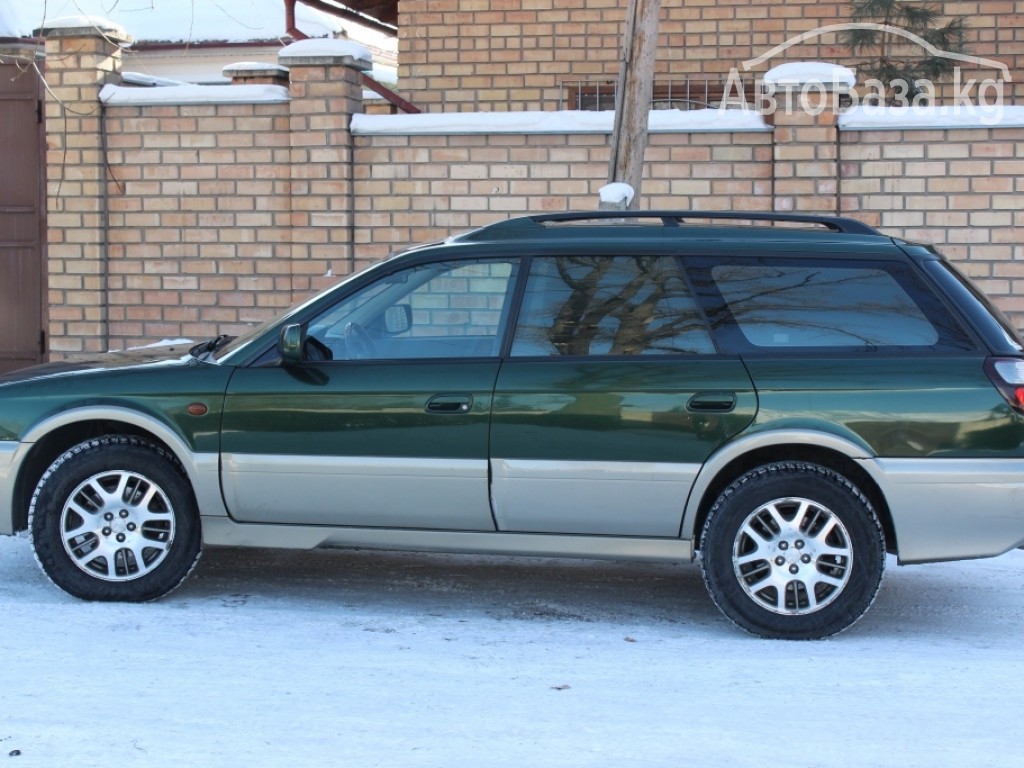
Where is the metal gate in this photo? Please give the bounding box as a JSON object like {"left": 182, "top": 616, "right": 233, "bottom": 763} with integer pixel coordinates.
{"left": 0, "top": 58, "right": 46, "bottom": 373}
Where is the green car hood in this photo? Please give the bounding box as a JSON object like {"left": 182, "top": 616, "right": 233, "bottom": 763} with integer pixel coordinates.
{"left": 0, "top": 343, "right": 198, "bottom": 387}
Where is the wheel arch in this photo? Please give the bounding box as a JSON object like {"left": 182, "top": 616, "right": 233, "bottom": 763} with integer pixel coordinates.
{"left": 683, "top": 431, "right": 896, "bottom": 555}
{"left": 11, "top": 406, "right": 222, "bottom": 533}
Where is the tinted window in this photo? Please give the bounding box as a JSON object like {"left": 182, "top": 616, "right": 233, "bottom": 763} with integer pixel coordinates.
{"left": 511, "top": 256, "right": 714, "bottom": 356}
{"left": 923, "top": 259, "right": 1024, "bottom": 354}
{"left": 706, "top": 260, "right": 973, "bottom": 351}
{"left": 308, "top": 259, "right": 518, "bottom": 360}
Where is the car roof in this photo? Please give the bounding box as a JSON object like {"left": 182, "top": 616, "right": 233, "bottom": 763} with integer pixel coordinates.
{"left": 455, "top": 211, "right": 884, "bottom": 242}
{"left": 386, "top": 211, "right": 909, "bottom": 262}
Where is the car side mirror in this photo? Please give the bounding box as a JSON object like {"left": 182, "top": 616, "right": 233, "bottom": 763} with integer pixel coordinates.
{"left": 279, "top": 324, "right": 304, "bottom": 366}
{"left": 384, "top": 304, "right": 412, "bottom": 335}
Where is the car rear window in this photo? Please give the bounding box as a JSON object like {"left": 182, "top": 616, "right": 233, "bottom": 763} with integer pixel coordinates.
{"left": 699, "top": 258, "right": 975, "bottom": 352}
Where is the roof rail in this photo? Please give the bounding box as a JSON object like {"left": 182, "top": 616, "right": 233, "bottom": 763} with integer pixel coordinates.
{"left": 461, "top": 211, "right": 882, "bottom": 239}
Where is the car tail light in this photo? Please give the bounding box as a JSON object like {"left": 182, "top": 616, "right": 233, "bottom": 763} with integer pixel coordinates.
{"left": 985, "top": 357, "right": 1024, "bottom": 412}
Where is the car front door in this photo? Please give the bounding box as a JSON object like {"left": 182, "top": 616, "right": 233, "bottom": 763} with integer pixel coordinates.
{"left": 220, "top": 257, "right": 520, "bottom": 530}
{"left": 489, "top": 254, "right": 757, "bottom": 537}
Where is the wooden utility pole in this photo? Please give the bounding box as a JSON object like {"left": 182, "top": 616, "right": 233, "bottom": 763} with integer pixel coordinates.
{"left": 603, "top": 0, "right": 662, "bottom": 210}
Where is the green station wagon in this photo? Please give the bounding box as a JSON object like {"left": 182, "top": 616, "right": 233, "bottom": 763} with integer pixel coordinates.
{"left": 3, "top": 211, "right": 1024, "bottom": 639}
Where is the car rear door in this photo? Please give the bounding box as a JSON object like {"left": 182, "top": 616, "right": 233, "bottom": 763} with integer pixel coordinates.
{"left": 489, "top": 254, "right": 757, "bottom": 537}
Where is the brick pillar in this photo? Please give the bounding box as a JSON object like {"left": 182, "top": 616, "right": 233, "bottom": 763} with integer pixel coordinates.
{"left": 768, "top": 79, "right": 843, "bottom": 215}
{"left": 279, "top": 40, "right": 371, "bottom": 300}
{"left": 223, "top": 62, "right": 291, "bottom": 87}
{"left": 38, "top": 19, "right": 130, "bottom": 355}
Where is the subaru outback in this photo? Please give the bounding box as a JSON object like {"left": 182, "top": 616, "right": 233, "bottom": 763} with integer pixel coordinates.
{"left": 3, "top": 211, "right": 1024, "bottom": 639}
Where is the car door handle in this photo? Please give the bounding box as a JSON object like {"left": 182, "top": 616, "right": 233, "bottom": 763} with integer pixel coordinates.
{"left": 425, "top": 394, "right": 474, "bottom": 414}
{"left": 687, "top": 392, "right": 737, "bottom": 413}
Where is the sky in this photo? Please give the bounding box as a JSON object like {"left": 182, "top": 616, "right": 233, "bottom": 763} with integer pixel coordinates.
{"left": 3, "top": 0, "right": 345, "bottom": 43}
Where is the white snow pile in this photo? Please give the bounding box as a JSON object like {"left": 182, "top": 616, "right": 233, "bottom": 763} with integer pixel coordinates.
{"left": 764, "top": 61, "right": 857, "bottom": 88}
{"left": 124, "top": 338, "right": 195, "bottom": 351}
{"left": 352, "top": 108, "right": 770, "bottom": 136}
{"left": 279, "top": 38, "right": 372, "bottom": 63}
{"left": 28, "top": 13, "right": 129, "bottom": 38}
{"left": 599, "top": 182, "right": 635, "bottom": 207}
{"left": 121, "top": 71, "right": 189, "bottom": 88}
{"left": 369, "top": 65, "right": 398, "bottom": 85}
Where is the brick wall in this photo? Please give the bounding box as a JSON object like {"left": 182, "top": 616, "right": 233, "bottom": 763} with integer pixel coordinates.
{"left": 40, "top": 25, "right": 1024, "bottom": 355}
{"left": 101, "top": 102, "right": 294, "bottom": 345}
{"left": 352, "top": 119, "right": 1024, "bottom": 322}
{"left": 42, "top": 26, "right": 370, "bottom": 354}
{"left": 352, "top": 129, "right": 775, "bottom": 266}
{"left": 398, "top": 0, "right": 1024, "bottom": 112}
{"left": 43, "top": 23, "right": 125, "bottom": 356}
{"left": 841, "top": 126, "right": 1024, "bottom": 314}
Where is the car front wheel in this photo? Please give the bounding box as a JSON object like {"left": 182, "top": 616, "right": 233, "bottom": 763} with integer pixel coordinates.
{"left": 700, "top": 462, "right": 885, "bottom": 640}
{"left": 29, "top": 436, "right": 202, "bottom": 601}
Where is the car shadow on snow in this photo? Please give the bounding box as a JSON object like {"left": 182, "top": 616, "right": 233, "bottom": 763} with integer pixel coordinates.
{"left": 177, "top": 548, "right": 1024, "bottom": 642}
{"left": 178, "top": 545, "right": 725, "bottom": 630}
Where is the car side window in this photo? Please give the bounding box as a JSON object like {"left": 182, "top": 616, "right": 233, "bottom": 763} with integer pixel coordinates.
{"left": 510, "top": 255, "right": 715, "bottom": 357}
{"left": 308, "top": 259, "right": 519, "bottom": 360}
{"left": 705, "top": 259, "right": 975, "bottom": 351}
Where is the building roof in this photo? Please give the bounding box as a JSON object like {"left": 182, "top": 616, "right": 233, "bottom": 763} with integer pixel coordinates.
{"left": 321, "top": 1, "right": 396, "bottom": 27}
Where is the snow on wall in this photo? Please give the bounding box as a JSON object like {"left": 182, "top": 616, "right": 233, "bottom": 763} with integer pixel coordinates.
{"left": 764, "top": 62, "right": 857, "bottom": 88}
{"left": 99, "top": 83, "right": 290, "bottom": 106}
{"left": 352, "top": 108, "right": 771, "bottom": 136}
{"left": 279, "top": 38, "right": 372, "bottom": 62}
{"left": 839, "top": 105, "right": 1024, "bottom": 130}
{"left": 33, "top": 14, "right": 129, "bottom": 38}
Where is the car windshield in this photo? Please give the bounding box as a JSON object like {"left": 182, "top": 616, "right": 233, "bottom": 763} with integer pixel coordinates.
{"left": 208, "top": 314, "right": 282, "bottom": 361}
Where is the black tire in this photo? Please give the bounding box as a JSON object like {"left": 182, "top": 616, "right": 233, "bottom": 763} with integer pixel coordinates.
{"left": 29, "top": 436, "right": 202, "bottom": 601}
{"left": 700, "top": 462, "right": 885, "bottom": 640}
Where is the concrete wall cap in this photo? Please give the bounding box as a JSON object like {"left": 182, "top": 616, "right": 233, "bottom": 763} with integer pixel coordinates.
{"left": 223, "top": 62, "right": 290, "bottom": 77}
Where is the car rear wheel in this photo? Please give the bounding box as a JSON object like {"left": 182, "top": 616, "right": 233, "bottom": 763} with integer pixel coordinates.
{"left": 700, "top": 462, "right": 885, "bottom": 640}
{"left": 29, "top": 436, "right": 202, "bottom": 601}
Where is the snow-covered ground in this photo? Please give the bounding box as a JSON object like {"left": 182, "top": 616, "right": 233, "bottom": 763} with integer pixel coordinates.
{"left": 1, "top": 534, "right": 1022, "bottom": 767}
